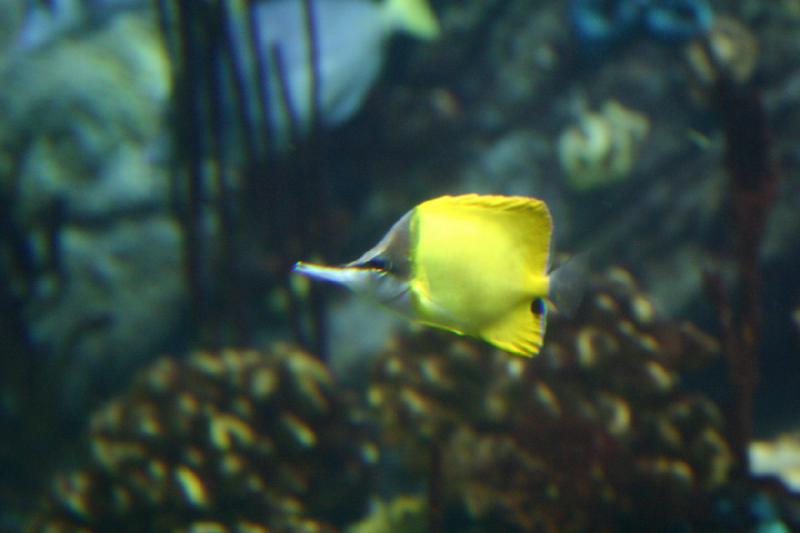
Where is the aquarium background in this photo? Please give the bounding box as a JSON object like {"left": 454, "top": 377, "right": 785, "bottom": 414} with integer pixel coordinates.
{"left": 1, "top": 0, "right": 800, "bottom": 531}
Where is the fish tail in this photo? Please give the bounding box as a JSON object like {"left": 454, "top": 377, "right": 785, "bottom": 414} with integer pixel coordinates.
{"left": 383, "top": 0, "right": 440, "bottom": 40}
{"left": 548, "top": 250, "right": 591, "bottom": 318}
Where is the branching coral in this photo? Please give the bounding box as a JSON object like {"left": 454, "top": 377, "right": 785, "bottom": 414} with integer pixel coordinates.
{"left": 29, "top": 345, "right": 375, "bottom": 531}
{"left": 369, "top": 268, "right": 731, "bottom": 531}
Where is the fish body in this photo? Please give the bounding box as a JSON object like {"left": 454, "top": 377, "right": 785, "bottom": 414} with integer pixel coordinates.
{"left": 295, "top": 194, "right": 555, "bottom": 357}
{"left": 254, "top": 0, "right": 439, "bottom": 146}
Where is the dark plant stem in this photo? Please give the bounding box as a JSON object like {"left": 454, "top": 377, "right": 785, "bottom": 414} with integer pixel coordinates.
{"left": 707, "top": 74, "right": 777, "bottom": 475}
{"left": 246, "top": 0, "right": 276, "bottom": 150}
{"left": 428, "top": 441, "right": 444, "bottom": 533}
{"left": 210, "top": 0, "right": 250, "bottom": 346}
{"left": 301, "top": 0, "right": 330, "bottom": 360}
{"left": 269, "top": 43, "right": 312, "bottom": 350}
{"left": 159, "top": 0, "right": 332, "bottom": 358}
{"left": 174, "top": 0, "right": 209, "bottom": 344}
{"left": 245, "top": 0, "right": 304, "bottom": 353}
{"left": 220, "top": 0, "right": 259, "bottom": 163}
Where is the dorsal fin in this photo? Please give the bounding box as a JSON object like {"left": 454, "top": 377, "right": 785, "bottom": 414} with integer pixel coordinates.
{"left": 416, "top": 194, "right": 552, "bottom": 278}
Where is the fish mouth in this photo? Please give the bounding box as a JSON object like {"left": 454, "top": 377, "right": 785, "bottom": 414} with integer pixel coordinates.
{"left": 294, "top": 261, "right": 409, "bottom": 299}
{"left": 293, "top": 262, "right": 355, "bottom": 285}
{"left": 293, "top": 261, "right": 385, "bottom": 288}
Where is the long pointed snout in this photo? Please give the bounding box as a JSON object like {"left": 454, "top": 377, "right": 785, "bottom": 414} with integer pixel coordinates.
{"left": 292, "top": 262, "right": 371, "bottom": 287}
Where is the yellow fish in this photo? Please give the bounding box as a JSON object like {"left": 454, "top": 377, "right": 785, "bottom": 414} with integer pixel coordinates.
{"left": 294, "top": 194, "right": 575, "bottom": 357}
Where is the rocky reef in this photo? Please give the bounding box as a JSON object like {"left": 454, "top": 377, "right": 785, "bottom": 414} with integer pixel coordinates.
{"left": 29, "top": 346, "right": 375, "bottom": 531}
{"left": 0, "top": 5, "right": 180, "bottom": 399}
{"left": 369, "top": 268, "right": 733, "bottom": 530}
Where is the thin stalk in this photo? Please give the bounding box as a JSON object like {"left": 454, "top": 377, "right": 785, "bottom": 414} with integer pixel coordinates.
{"left": 428, "top": 441, "right": 444, "bottom": 533}
{"left": 175, "top": 0, "right": 209, "bottom": 343}
{"left": 300, "top": 0, "right": 329, "bottom": 359}
{"left": 209, "top": 0, "right": 249, "bottom": 345}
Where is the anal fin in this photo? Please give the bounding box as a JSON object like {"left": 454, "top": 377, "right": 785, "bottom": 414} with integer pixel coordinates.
{"left": 478, "top": 299, "right": 546, "bottom": 357}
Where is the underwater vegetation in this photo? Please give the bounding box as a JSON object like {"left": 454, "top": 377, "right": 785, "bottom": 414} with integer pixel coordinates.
{"left": 699, "top": 14, "right": 779, "bottom": 479}
{"left": 29, "top": 346, "right": 374, "bottom": 531}
{"left": 155, "top": 0, "right": 440, "bottom": 360}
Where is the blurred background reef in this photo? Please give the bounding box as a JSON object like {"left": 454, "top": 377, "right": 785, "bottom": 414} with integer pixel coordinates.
{"left": 1, "top": 0, "right": 800, "bottom": 531}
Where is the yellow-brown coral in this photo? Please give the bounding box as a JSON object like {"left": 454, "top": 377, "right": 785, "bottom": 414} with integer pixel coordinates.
{"left": 685, "top": 15, "right": 759, "bottom": 88}
{"left": 30, "top": 345, "right": 374, "bottom": 531}
{"left": 369, "top": 268, "right": 730, "bottom": 531}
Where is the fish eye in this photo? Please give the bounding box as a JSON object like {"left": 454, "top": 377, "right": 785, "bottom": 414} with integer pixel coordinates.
{"left": 363, "top": 257, "right": 390, "bottom": 271}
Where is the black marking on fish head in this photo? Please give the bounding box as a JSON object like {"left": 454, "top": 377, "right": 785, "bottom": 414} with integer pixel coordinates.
{"left": 347, "top": 210, "right": 412, "bottom": 279}
{"left": 342, "top": 210, "right": 414, "bottom": 315}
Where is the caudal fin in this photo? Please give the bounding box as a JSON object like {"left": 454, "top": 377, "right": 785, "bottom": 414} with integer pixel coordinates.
{"left": 384, "top": 0, "right": 440, "bottom": 40}
{"left": 549, "top": 251, "right": 591, "bottom": 317}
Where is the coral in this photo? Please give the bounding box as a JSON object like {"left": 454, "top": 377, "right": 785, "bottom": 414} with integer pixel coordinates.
{"left": 750, "top": 431, "right": 800, "bottom": 493}
{"left": 569, "top": 0, "right": 642, "bottom": 45}
{"left": 570, "top": 0, "right": 713, "bottom": 46}
{"left": 368, "top": 268, "right": 731, "bottom": 531}
{"left": 644, "top": 0, "right": 714, "bottom": 41}
{"left": 346, "top": 495, "right": 426, "bottom": 533}
{"left": 558, "top": 100, "right": 650, "bottom": 191}
{"left": 29, "top": 346, "right": 375, "bottom": 531}
{"left": 685, "top": 14, "right": 760, "bottom": 91}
